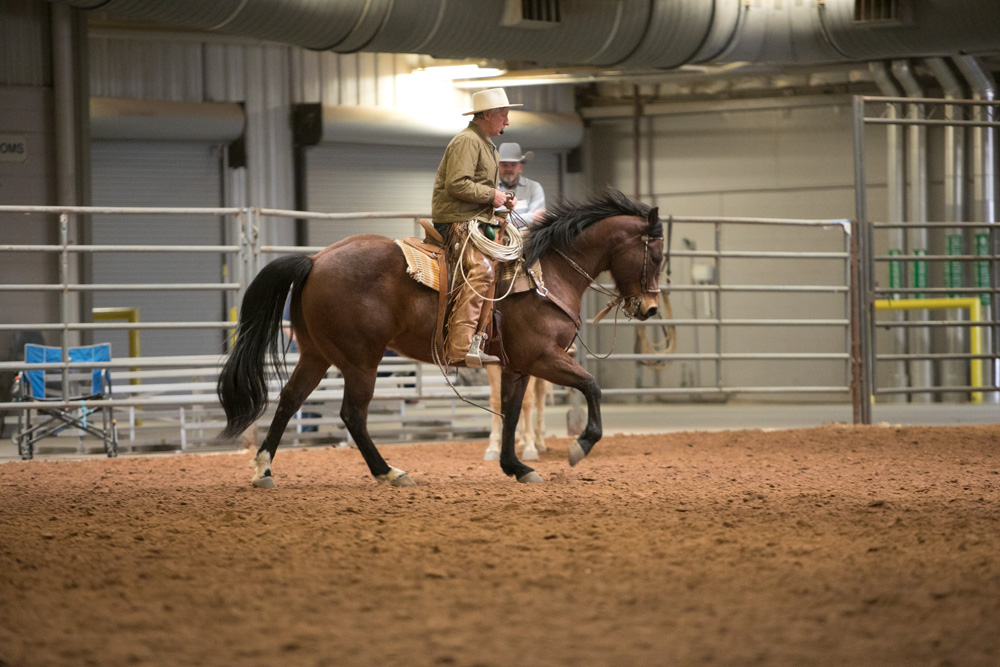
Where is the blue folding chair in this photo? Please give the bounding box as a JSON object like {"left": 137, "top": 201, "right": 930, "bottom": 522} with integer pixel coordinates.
{"left": 11, "top": 343, "right": 118, "bottom": 460}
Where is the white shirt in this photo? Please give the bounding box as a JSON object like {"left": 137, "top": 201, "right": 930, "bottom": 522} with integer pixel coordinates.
{"left": 497, "top": 175, "right": 545, "bottom": 229}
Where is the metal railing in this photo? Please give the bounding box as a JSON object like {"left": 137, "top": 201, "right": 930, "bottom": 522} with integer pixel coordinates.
{"left": 1, "top": 206, "right": 243, "bottom": 405}
{"left": 3, "top": 192, "right": 994, "bottom": 451}
{"left": 0, "top": 204, "right": 428, "bottom": 402}
{"left": 582, "top": 215, "right": 853, "bottom": 400}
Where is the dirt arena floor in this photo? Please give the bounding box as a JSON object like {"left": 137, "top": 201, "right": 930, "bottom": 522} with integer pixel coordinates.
{"left": 1, "top": 424, "right": 998, "bottom": 667}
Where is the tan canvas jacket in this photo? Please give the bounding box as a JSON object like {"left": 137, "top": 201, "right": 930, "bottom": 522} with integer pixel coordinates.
{"left": 431, "top": 122, "right": 502, "bottom": 224}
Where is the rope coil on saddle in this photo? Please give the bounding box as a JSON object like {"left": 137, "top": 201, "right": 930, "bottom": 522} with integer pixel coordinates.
{"left": 467, "top": 217, "right": 524, "bottom": 261}
{"left": 452, "top": 215, "right": 525, "bottom": 304}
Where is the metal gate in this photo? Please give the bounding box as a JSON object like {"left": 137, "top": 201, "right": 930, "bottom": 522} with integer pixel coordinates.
{"left": 852, "top": 94, "right": 1000, "bottom": 423}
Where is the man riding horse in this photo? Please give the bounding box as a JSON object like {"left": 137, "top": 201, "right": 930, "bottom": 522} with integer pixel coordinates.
{"left": 431, "top": 88, "right": 519, "bottom": 368}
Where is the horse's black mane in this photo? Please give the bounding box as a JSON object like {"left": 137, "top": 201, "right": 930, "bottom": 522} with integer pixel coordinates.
{"left": 522, "top": 188, "right": 655, "bottom": 265}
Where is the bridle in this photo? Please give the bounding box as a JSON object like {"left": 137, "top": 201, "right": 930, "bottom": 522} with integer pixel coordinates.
{"left": 557, "top": 226, "right": 667, "bottom": 323}
{"left": 552, "top": 215, "right": 672, "bottom": 359}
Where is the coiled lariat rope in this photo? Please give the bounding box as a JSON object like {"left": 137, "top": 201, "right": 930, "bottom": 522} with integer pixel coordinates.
{"left": 452, "top": 216, "right": 525, "bottom": 303}
{"left": 433, "top": 211, "right": 526, "bottom": 418}
{"left": 469, "top": 217, "right": 524, "bottom": 261}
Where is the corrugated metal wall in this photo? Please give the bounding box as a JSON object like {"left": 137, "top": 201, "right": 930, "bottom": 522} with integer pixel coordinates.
{"left": 0, "top": 0, "right": 51, "bottom": 86}
{"left": 84, "top": 34, "right": 574, "bottom": 246}
{"left": 88, "top": 35, "right": 296, "bottom": 237}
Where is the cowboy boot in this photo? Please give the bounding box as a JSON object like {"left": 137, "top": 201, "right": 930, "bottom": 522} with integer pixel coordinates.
{"left": 445, "top": 244, "right": 500, "bottom": 367}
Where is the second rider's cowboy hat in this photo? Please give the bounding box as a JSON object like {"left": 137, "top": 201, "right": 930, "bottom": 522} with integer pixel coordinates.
{"left": 463, "top": 88, "right": 523, "bottom": 115}
{"left": 498, "top": 143, "right": 534, "bottom": 163}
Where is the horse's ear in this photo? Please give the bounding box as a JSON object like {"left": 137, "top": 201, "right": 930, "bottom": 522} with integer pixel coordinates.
{"left": 647, "top": 207, "right": 660, "bottom": 230}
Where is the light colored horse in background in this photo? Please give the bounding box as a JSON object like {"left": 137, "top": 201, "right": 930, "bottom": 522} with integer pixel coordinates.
{"left": 484, "top": 365, "right": 550, "bottom": 461}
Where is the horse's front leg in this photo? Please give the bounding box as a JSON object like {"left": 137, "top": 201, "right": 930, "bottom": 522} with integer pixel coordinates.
{"left": 529, "top": 353, "right": 602, "bottom": 467}
{"left": 566, "top": 374, "right": 602, "bottom": 466}
{"left": 499, "top": 368, "right": 542, "bottom": 483}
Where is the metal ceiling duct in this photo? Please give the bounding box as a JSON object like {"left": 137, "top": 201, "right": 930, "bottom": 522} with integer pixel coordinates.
{"left": 48, "top": 0, "right": 1000, "bottom": 68}
{"left": 819, "top": 1, "right": 1000, "bottom": 62}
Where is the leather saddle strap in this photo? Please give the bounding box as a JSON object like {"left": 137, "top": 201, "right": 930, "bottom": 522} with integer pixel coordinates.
{"left": 530, "top": 260, "right": 582, "bottom": 330}
{"left": 434, "top": 242, "right": 450, "bottom": 361}
{"left": 542, "top": 290, "right": 582, "bottom": 330}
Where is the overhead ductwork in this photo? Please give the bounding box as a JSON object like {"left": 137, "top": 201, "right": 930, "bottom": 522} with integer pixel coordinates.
{"left": 48, "top": 0, "right": 1000, "bottom": 69}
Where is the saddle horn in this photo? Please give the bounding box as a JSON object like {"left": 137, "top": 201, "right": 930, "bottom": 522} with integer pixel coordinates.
{"left": 419, "top": 219, "right": 445, "bottom": 246}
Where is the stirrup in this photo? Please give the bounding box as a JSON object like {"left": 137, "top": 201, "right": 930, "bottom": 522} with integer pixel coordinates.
{"left": 464, "top": 334, "right": 500, "bottom": 368}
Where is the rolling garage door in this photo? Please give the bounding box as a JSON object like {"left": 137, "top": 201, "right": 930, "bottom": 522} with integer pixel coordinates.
{"left": 89, "top": 141, "right": 227, "bottom": 358}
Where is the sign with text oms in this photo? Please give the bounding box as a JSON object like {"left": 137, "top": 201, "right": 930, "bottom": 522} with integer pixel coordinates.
{"left": 0, "top": 134, "right": 27, "bottom": 162}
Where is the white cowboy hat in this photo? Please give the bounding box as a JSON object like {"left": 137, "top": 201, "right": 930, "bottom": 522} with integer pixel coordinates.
{"left": 498, "top": 143, "right": 534, "bottom": 163}
{"left": 462, "top": 88, "right": 522, "bottom": 115}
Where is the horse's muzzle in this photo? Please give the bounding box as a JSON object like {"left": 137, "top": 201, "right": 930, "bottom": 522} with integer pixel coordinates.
{"left": 634, "top": 294, "right": 658, "bottom": 321}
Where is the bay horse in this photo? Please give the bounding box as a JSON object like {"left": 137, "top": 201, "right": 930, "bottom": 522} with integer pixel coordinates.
{"left": 217, "top": 188, "right": 663, "bottom": 487}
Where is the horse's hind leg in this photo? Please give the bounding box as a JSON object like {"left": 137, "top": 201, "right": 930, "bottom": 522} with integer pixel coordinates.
{"left": 251, "top": 353, "right": 329, "bottom": 488}
{"left": 339, "top": 362, "right": 414, "bottom": 487}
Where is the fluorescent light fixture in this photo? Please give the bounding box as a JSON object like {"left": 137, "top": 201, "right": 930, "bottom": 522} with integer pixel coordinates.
{"left": 412, "top": 64, "right": 507, "bottom": 81}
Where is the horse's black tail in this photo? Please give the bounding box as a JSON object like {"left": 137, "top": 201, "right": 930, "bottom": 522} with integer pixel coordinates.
{"left": 217, "top": 254, "right": 313, "bottom": 441}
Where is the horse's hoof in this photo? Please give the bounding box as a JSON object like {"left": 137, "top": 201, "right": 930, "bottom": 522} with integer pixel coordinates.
{"left": 390, "top": 473, "right": 416, "bottom": 487}
{"left": 252, "top": 475, "right": 275, "bottom": 489}
{"left": 568, "top": 442, "right": 587, "bottom": 466}
{"left": 522, "top": 448, "right": 540, "bottom": 462}
{"left": 517, "top": 471, "right": 543, "bottom": 484}
{"left": 377, "top": 468, "right": 415, "bottom": 487}
{"left": 484, "top": 450, "right": 500, "bottom": 462}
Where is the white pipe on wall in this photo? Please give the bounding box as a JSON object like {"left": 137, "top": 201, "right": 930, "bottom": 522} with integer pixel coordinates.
{"left": 868, "top": 61, "right": 908, "bottom": 402}
{"left": 954, "top": 55, "right": 998, "bottom": 403}
{"left": 891, "top": 59, "right": 933, "bottom": 403}
{"left": 50, "top": 3, "right": 82, "bottom": 346}
{"left": 926, "top": 57, "right": 968, "bottom": 402}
